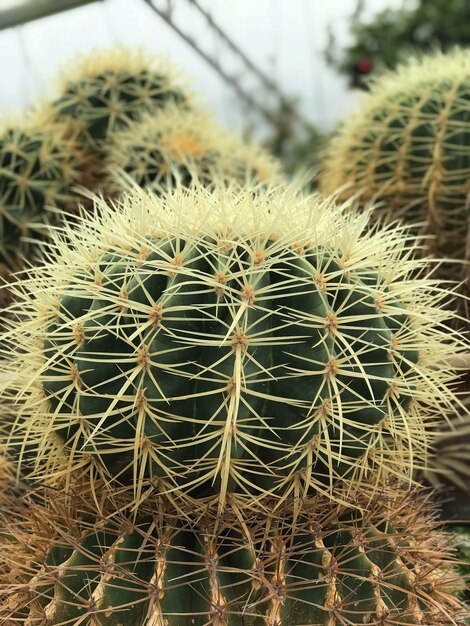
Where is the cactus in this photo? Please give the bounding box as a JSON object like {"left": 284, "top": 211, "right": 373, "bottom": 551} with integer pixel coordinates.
{"left": 0, "top": 115, "right": 91, "bottom": 271}
{"left": 422, "top": 414, "right": 470, "bottom": 491}
{"left": 0, "top": 486, "right": 467, "bottom": 625}
{"left": 1, "top": 183, "right": 465, "bottom": 514}
{"left": 320, "top": 49, "right": 470, "bottom": 277}
{"left": 107, "top": 106, "right": 281, "bottom": 196}
{"left": 52, "top": 48, "right": 190, "bottom": 151}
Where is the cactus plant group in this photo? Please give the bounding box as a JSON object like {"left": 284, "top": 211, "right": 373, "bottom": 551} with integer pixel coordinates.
{"left": 0, "top": 44, "right": 469, "bottom": 626}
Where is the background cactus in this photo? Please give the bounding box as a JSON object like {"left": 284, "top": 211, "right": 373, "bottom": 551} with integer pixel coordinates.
{"left": 0, "top": 115, "right": 91, "bottom": 271}
{"left": 52, "top": 48, "right": 190, "bottom": 152}
{"left": 1, "top": 183, "right": 465, "bottom": 514}
{"left": 0, "top": 485, "right": 466, "bottom": 625}
{"left": 320, "top": 49, "right": 470, "bottom": 281}
{"left": 107, "top": 106, "right": 281, "bottom": 196}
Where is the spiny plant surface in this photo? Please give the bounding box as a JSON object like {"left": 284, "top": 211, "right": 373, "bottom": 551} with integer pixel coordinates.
{"left": 320, "top": 48, "right": 470, "bottom": 276}
{"left": 52, "top": 48, "right": 190, "bottom": 150}
{"left": 0, "top": 116, "right": 90, "bottom": 270}
{"left": 0, "top": 486, "right": 466, "bottom": 626}
{"left": 0, "top": 183, "right": 466, "bottom": 514}
{"left": 107, "top": 106, "right": 281, "bottom": 196}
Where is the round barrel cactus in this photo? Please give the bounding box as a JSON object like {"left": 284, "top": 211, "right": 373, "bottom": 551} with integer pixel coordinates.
{"left": 0, "top": 116, "right": 91, "bottom": 270}
{"left": 107, "top": 106, "right": 281, "bottom": 195}
{"left": 52, "top": 48, "right": 190, "bottom": 150}
{"left": 320, "top": 49, "right": 470, "bottom": 277}
{"left": 1, "top": 183, "right": 465, "bottom": 513}
{"left": 1, "top": 487, "right": 466, "bottom": 625}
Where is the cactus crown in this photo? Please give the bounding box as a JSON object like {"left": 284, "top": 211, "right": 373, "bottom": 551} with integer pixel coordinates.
{"left": 320, "top": 48, "right": 470, "bottom": 266}
{"left": 0, "top": 485, "right": 466, "bottom": 625}
{"left": 0, "top": 115, "right": 89, "bottom": 269}
{"left": 53, "top": 48, "right": 191, "bottom": 147}
{"left": 1, "top": 183, "right": 465, "bottom": 514}
{"left": 107, "top": 106, "right": 282, "bottom": 194}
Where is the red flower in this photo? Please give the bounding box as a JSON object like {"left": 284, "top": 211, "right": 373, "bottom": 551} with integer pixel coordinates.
{"left": 356, "top": 58, "right": 373, "bottom": 74}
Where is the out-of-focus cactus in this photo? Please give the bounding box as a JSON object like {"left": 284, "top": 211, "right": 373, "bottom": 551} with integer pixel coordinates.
{"left": 320, "top": 49, "right": 470, "bottom": 280}
{"left": 0, "top": 116, "right": 91, "bottom": 271}
{"left": 107, "top": 106, "right": 281, "bottom": 195}
{"left": 52, "top": 49, "right": 190, "bottom": 151}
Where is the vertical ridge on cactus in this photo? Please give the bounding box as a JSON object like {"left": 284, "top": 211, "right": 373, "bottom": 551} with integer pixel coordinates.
{"left": 320, "top": 48, "right": 470, "bottom": 279}
{"left": 0, "top": 182, "right": 466, "bottom": 514}
{"left": 0, "top": 485, "right": 467, "bottom": 625}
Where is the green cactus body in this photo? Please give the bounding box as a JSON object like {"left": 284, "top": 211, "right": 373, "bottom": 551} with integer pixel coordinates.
{"left": 53, "top": 49, "right": 190, "bottom": 150}
{"left": 107, "top": 106, "right": 281, "bottom": 196}
{"left": 0, "top": 120, "right": 89, "bottom": 270}
{"left": 320, "top": 49, "right": 470, "bottom": 273}
{"left": 2, "top": 184, "right": 463, "bottom": 513}
{"left": 1, "top": 489, "right": 466, "bottom": 625}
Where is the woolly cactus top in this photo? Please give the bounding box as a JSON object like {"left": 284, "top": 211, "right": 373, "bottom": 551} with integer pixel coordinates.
{"left": 1, "top": 183, "right": 465, "bottom": 513}
{"left": 320, "top": 48, "right": 470, "bottom": 266}
{"left": 107, "top": 106, "right": 281, "bottom": 194}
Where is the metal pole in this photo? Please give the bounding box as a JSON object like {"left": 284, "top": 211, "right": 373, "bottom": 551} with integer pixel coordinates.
{"left": 0, "top": 0, "right": 101, "bottom": 31}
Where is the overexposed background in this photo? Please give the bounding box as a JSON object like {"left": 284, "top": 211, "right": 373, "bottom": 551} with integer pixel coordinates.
{"left": 0, "top": 0, "right": 403, "bottom": 137}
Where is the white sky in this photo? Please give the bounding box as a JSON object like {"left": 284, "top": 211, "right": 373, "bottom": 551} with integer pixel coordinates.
{"left": 0, "top": 0, "right": 404, "bottom": 137}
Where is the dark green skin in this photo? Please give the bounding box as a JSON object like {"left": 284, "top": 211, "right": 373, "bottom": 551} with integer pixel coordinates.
{"left": 54, "top": 70, "right": 188, "bottom": 148}
{"left": 42, "top": 235, "right": 418, "bottom": 503}
{"left": 18, "top": 514, "right": 423, "bottom": 625}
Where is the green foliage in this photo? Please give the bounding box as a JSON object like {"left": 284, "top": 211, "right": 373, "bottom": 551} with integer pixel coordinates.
{"left": 326, "top": 0, "right": 470, "bottom": 88}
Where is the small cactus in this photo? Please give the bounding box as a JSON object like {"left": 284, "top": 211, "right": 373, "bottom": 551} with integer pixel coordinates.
{"left": 0, "top": 486, "right": 466, "bottom": 625}
{"left": 107, "top": 106, "right": 281, "bottom": 195}
{"left": 320, "top": 49, "right": 470, "bottom": 278}
{"left": 1, "top": 182, "right": 465, "bottom": 514}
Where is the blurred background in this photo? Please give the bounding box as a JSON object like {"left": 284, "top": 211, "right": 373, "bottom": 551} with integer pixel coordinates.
{"left": 0, "top": 0, "right": 468, "bottom": 175}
